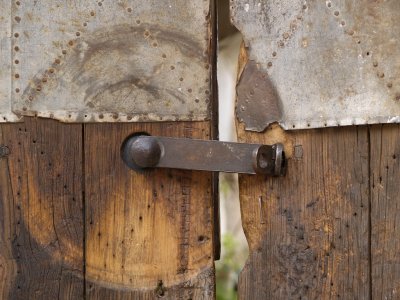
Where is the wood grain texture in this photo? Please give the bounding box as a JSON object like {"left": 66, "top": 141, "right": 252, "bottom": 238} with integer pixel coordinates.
{"left": 237, "top": 124, "right": 370, "bottom": 299}
{"left": 370, "top": 124, "right": 400, "bottom": 299}
{"left": 84, "top": 122, "right": 215, "bottom": 299}
{"left": 0, "top": 120, "right": 216, "bottom": 299}
{"left": 87, "top": 268, "right": 214, "bottom": 300}
{"left": 0, "top": 118, "right": 84, "bottom": 299}
{"left": 0, "top": 125, "right": 17, "bottom": 298}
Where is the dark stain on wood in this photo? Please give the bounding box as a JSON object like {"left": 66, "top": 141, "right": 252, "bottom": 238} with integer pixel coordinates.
{"left": 236, "top": 60, "right": 282, "bottom": 132}
{"left": 0, "top": 118, "right": 84, "bottom": 299}
{"left": 0, "top": 119, "right": 216, "bottom": 299}
{"left": 84, "top": 122, "right": 214, "bottom": 298}
{"left": 237, "top": 126, "right": 371, "bottom": 299}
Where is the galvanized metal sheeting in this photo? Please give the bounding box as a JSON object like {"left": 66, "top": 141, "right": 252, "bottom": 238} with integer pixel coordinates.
{"left": 2, "top": 0, "right": 399, "bottom": 129}
{"left": 232, "top": 0, "right": 400, "bottom": 131}
{"left": 0, "top": 0, "right": 211, "bottom": 122}
{"left": 0, "top": 0, "right": 19, "bottom": 122}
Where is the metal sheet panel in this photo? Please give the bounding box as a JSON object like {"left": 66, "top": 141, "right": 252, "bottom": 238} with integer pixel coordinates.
{"left": 232, "top": 0, "right": 400, "bottom": 131}
{"left": 0, "top": 0, "right": 20, "bottom": 122}
{"left": 10, "top": 0, "right": 211, "bottom": 122}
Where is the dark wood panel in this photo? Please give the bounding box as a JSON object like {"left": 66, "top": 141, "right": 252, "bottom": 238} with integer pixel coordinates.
{"left": 370, "top": 124, "right": 400, "bottom": 299}
{"left": 0, "top": 118, "right": 84, "bottom": 299}
{"left": 237, "top": 125, "right": 370, "bottom": 299}
{"left": 84, "top": 122, "right": 215, "bottom": 299}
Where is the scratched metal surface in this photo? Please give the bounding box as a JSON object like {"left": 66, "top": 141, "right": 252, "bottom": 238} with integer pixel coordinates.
{"left": 9, "top": 0, "right": 211, "bottom": 122}
{"left": 232, "top": 0, "right": 400, "bottom": 131}
{"left": 0, "top": 0, "right": 19, "bottom": 122}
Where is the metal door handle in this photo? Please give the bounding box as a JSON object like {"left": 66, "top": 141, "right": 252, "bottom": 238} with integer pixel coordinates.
{"left": 121, "top": 135, "right": 286, "bottom": 176}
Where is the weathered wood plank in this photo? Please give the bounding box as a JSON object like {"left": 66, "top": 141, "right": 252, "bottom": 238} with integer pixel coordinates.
{"left": 84, "top": 122, "right": 215, "bottom": 299}
{"left": 0, "top": 126, "right": 17, "bottom": 298}
{"left": 237, "top": 124, "right": 370, "bottom": 299}
{"left": 0, "top": 118, "right": 84, "bottom": 299}
{"left": 370, "top": 124, "right": 400, "bottom": 299}
{"left": 87, "top": 267, "right": 214, "bottom": 299}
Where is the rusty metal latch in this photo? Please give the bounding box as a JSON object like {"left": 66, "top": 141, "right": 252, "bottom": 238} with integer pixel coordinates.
{"left": 121, "top": 135, "right": 286, "bottom": 176}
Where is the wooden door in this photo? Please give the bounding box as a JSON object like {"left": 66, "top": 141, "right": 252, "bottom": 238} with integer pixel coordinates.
{"left": 2, "top": 1, "right": 400, "bottom": 299}
{"left": 232, "top": 1, "right": 400, "bottom": 299}
{"left": 0, "top": 1, "right": 218, "bottom": 299}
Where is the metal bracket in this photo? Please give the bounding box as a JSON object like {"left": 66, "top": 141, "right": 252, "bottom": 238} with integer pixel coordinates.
{"left": 121, "top": 135, "right": 286, "bottom": 176}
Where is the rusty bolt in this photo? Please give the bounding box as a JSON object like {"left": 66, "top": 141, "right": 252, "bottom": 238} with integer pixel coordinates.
{"left": 129, "top": 136, "right": 162, "bottom": 168}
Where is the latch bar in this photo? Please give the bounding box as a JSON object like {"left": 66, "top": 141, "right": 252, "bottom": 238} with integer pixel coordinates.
{"left": 121, "top": 135, "right": 286, "bottom": 176}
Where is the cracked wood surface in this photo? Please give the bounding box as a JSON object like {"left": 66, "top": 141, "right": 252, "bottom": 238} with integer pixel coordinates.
{"left": 0, "top": 120, "right": 215, "bottom": 299}
{"left": 0, "top": 119, "right": 84, "bottom": 299}
{"left": 84, "top": 122, "right": 215, "bottom": 299}
{"left": 370, "top": 125, "right": 400, "bottom": 299}
{"left": 0, "top": 1, "right": 217, "bottom": 298}
{"left": 237, "top": 122, "right": 400, "bottom": 299}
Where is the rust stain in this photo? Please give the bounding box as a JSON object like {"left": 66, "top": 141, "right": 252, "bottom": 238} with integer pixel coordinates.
{"left": 231, "top": 0, "right": 400, "bottom": 130}
{"left": 14, "top": 22, "right": 210, "bottom": 122}
{"left": 236, "top": 60, "right": 282, "bottom": 132}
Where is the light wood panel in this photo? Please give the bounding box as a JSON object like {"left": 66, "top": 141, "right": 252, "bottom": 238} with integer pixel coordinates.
{"left": 370, "top": 124, "right": 400, "bottom": 299}
{"left": 84, "top": 122, "right": 215, "bottom": 299}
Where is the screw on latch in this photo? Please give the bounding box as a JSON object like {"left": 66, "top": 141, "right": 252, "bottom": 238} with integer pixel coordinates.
{"left": 0, "top": 145, "right": 10, "bottom": 158}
